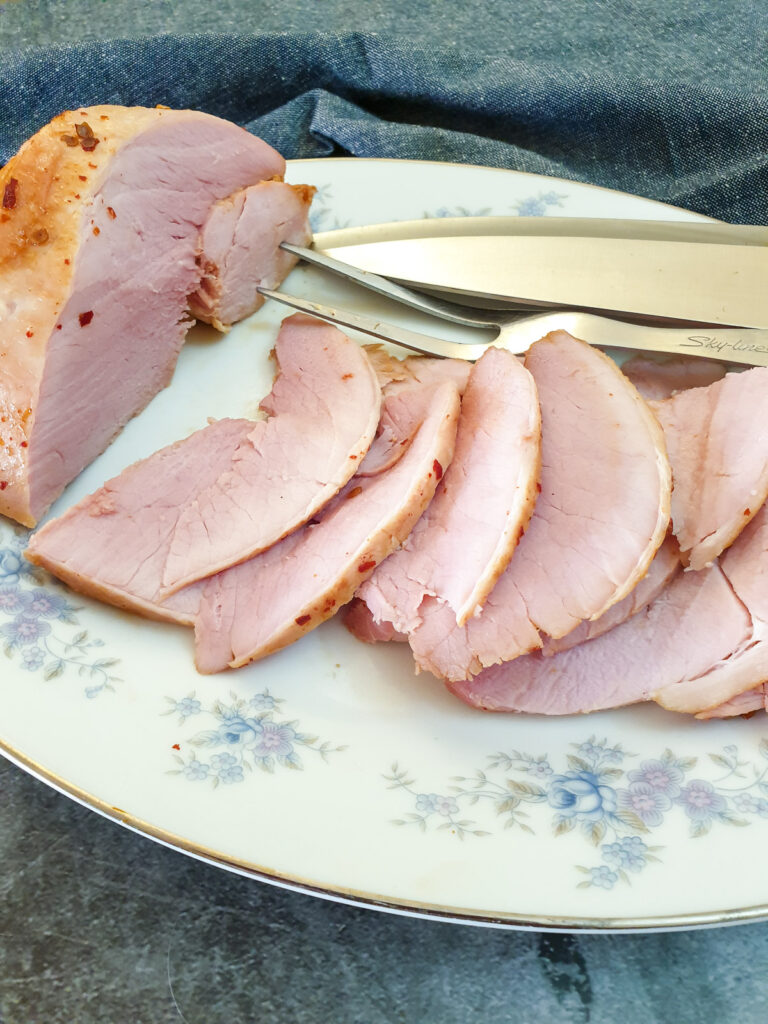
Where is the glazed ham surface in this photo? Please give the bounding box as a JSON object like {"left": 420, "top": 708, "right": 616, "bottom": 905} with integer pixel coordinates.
{"left": 358, "top": 347, "right": 541, "bottom": 632}
{"left": 0, "top": 105, "right": 287, "bottom": 527}
{"left": 194, "top": 379, "right": 461, "bottom": 672}
{"left": 188, "top": 180, "right": 315, "bottom": 330}
{"left": 26, "top": 314, "right": 380, "bottom": 614}
{"left": 377, "top": 331, "right": 671, "bottom": 682}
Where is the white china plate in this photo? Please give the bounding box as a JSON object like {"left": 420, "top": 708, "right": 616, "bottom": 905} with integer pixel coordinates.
{"left": 2, "top": 159, "right": 767, "bottom": 932}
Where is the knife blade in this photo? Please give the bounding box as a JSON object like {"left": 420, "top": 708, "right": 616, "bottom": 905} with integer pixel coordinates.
{"left": 312, "top": 221, "right": 768, "bottom": 328}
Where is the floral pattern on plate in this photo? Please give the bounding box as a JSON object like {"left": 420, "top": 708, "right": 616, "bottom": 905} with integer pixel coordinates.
{"left": 165, "top": 689, "right": 347, "bottom": 786}
{"left": 0, "top": 529, "right": 121, "bottom": 698}
{"left": 386, "top": 736, "right": 768, "bottom": 889}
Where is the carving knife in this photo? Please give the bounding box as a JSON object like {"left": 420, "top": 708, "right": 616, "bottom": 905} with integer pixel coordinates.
{"left": 310, "top": 217, "right": 768, "bottom": 328}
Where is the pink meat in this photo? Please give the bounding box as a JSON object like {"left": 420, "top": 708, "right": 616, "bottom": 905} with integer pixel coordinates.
{"left": 650, "top": 368, "right": 768, "bottom": 569}
{"left": 448, "top": 562, "right": 752, "bottom": 715}
{"left": 343, "top": 598, "right": 407, "bottom": 643}
{"left": 654, "top": 501, "right": 768, "bottom": 714}
{"left": 400, "top": 331, "right": 671, "bottom": 682}
{"left": 188, "top": 180, "right": 315, "bottom": 330}
{"left": 194, "top": 380, "right": 461, "bottom": 672}
{"left": 541, "top": 535, "right": 681, "bottom": 655}
{"left": 160, "top": 314, "right": 381, "bottom": 593}
{"left": 0, "top": 105, "right": 285, "bottom": 527}
{"left": 26, "top": 314, "right": 380, "bottom": 614}
{"left": 697, "top": 687, "right": 767, "bottom": 719}
{"left": 365, "top": 346, "right": 472, "bottom": 395}
{"left": 358, "top": 347, "right": 540, "bottom": 631}
{"left": 621, "top": 354, "right": 728, "bottom": 400}
{"left": 24, "top": 418, "right": 251, "bottom": 623}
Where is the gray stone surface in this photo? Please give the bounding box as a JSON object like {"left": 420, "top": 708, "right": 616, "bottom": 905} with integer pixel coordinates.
{"left": 3, "top": 757, "right": 768, "bottom": 1024}
{"left": 1, "top": 2, "right": 768, "bottom": 1022}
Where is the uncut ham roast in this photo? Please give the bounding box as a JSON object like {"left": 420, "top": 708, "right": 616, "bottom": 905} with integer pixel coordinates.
{"left": 0, "top": 104, "right": 312, "bottom": 527}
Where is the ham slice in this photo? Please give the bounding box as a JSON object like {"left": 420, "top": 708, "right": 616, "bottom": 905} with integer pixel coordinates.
{"left": 650, "top": 368, "right": 768, "bottom": 569}
{"left": 365, "top": 345, "right": 472, "bottom": 395}
{"left": 188, "top": 180, "right": 315, "bottom": 330}
{"left": 0, "top": 104, "right": 286, "bottom": 526}
{"left": 358, "top": 347, "right": 540, "bottom": 631}
{"left": 541, "top": 534, "right": 681, "bottom": 655}
{"left": 654, "top": 502, "right": 768, "bottom": 715}
{"left": 26, "top": 314, "right": 380, "bottom": 615}
{"left": 344, "top": 598, "right": 407, "bottom": 643}
{"left": 448, "top": 562, "right": 752, "bottom": 715}
{"left": 160, "top": 314, "right": 380, "bottom": 592}
{"left": 194, "top": 380, "right": 461, "bottom": 672}
{"left": 621, "top": 354, "right": 728, "bottom": 400}
{"left": 396, "top": 331, "right": 671, "bottom": 682}
{"left": 450, "top": 502, "right": 768, "bottom": 719}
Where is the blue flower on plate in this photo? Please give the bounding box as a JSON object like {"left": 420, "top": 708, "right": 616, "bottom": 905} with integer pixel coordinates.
{"left": 602, "top": 836, "right": 648, "bottom": 872}
{"left": 182, "top": 760, "right": 210, "bottom": 782}
{"left": 25, "top": 589, "right": 70, "bottom": 619}
{"left": 251, "top": 720, "right": 297, "bottom": 759}
{"left": 675, "top": 779, "right": 727, "bottom": 823}
{"left": 20, "top": 646, "right": 45, "bottom": 671}
{"left": 0, "top": 584, "right": 33, "bottom": 616}
{"left": 1, "top": 612, "right": 51, "bottom": 648}
{"left": 249, "top": 692, "right": 278, "bottom": 711}
{"left": 548, "top": 771, "right": 618, "bottom": 823}
{"left": 210, "top": 753, "right": 244, "bottom": 785}
{"left": 588, "top": 865, "right": 618, "bottom": 890}
{"left": 175, "top": 696, "right": 202, "bottom": 719}
{"left": 0, "top": 548, "right": 27, "bottom": 584}
{"left": 628, "top": 759, "right": 684, "bottom": 799}
{"left": 617, "top": 782, "right": 671, "bottom": 827}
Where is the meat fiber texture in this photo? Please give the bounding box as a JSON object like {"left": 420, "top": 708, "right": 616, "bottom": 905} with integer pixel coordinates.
{"left": 188, "top": 180, "right": 315, "bottom": 331}
{"left": 450, "top": 501, "right": 768, "bottom": 718}
{"left": 385, "top": 331, "right": 671, "bottom": 683}
{"left": 194, "top": 379, "right": 461, "bottom": 672}
{"left": 650, "top": 367, "right": 768, "bottom": 570}
{"left": 365, "top": 345, "right": 472, "bottom": 396}
{"left": 26, "top": 314, "right": 381, "bottom": 616}
{"left": 358, "top": 347, "right": 541, "bottom": 640}
{"left": 621, "top": 353, "right": 728, "bottom": 400}
{"left": 0, "top": 104, "right": 286, "bottom": 527}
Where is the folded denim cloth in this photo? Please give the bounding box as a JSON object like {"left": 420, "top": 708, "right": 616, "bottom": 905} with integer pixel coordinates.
{"left": 0, "top": 31, "right": 766, "bottom": 222}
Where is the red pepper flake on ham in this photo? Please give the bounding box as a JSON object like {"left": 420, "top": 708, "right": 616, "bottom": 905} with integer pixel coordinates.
{"left": 396, "top": 331, "right": 671, "bottom": 683}
{"left": 193, "top": 379, "right": 461, "bottom": 672}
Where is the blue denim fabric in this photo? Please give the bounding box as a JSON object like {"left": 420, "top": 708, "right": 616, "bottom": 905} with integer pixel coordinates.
{"left": 0, "top": 30, "right": 766, "bottom": 222}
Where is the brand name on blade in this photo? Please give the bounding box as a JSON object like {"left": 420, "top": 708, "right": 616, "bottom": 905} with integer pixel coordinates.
{"left": 682, "top": 336, "right": 768, "bottom": 355}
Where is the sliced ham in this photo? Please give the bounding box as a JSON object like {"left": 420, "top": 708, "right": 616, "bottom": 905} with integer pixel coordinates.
{"left": 358, "top": 347, "right": 540, "bottom": 632}
{"left": 188, "top": 180, "right": 315, "bottom": 331}
{"left": 344, "top": 598, "right": 407, "bottom": 643}
{"left": 697, "top": 687, "right": 767, "bottom": 720}
{"left": 0, "top": 104, "right": 286, "bottom": 527}
{"left": 449, "top": 502, "right": 768, "bottom": 719}
{"left": 654, "top": 501, "right": 768, "bottom": 715}
{"left": 365, "top": 345, "right": 472, "bottom": 395}
{"left": 448, "top": 562, "right": 752, "bottom": 715}
{"left": 396, "top": 331, "right": 671, "bottom": 682}
{"left": 26, "top": 314, "right": 380, "bottom": 615}
{"left": 160, "top": 314, "right": 380, "bottom": 592}
{"left": 194, "top": 380, "right": 461, "bottom": 672}
{"left": 24, "top": 418, "right": 249, "bottom": 624}
{"left": 650, "top": 367, "right": 768, "bottom": 569}
{"left": 621, "top": 354, "right": 728, "bottom": 400}
{"left": 541, "top": 535, "right": 681, "bottom": 655}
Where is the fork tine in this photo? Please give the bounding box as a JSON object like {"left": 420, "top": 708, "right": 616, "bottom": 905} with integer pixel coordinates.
{"left": 281, "top": 242, "right": 509, "bottom": 329}
{"left": 258, "top": 287, "right": 491, "bottom": 362}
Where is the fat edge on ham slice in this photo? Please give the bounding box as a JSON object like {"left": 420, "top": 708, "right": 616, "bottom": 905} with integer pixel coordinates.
{"left": 26, "top": 314, "right": 380, "bottom": 618}
{"left": 0, "top": 105, "right": 286, "bottom": 527}
{"left": 398, "top": 331, "right": 672, "bottom": 683}
{"left": 194, "top": 380, "right": 461, "bottom": 672}
{"left": 358, "top": 347, "right": 541, "bottom": 635}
